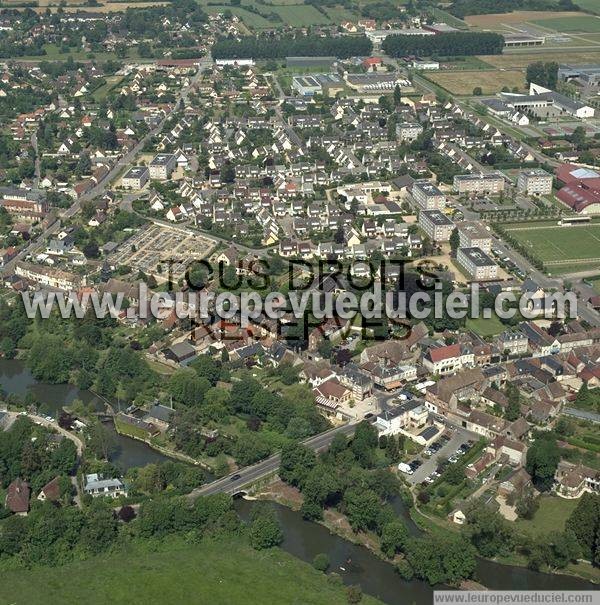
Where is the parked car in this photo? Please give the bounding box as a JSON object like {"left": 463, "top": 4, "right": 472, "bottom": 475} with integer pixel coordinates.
{"left": 398, "top": 462, "right": 413, "bottom": 475}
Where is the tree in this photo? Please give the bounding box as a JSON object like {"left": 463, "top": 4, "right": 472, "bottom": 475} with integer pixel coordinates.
{"left": 462, "top": 505, "right": 515, "bottom": 558}
{"left": 87, "top": 422, "right": 117, "bottom": 461}
{"left": 313, "top": 552, "right": 330, "bottom": 572}
{"left": 526, "top": 435, "right": 560, "bottom": 492}
{"left": 344, "top": 488, "right": 380, "bottom": 532}
{"left": 248, "top": 504, "right": 283, "bottom": 550}
{"left": 279, "top": 442, "right": 316, "bottom": 488}
{"left": 380, "top": 520, "right": 409, "bottom": 558}
{"left": 565, "top": 492, "right": 600, "bottom": 561}
{"left": 449, "top": 228, "right": 459, "bottom": 254}
{"left": 515, "top": 486, "right": 539, "bottom": 520}
{"left": 473, "top": 86, "right": 482, "bottom": 96}
{"left": 504, "top": 382, "right": 521, "bottom": 421}
{"left": 393, "top": 84, "right": 401, "bottom": 107}
{"left": 346, "top": 586, "right": 363, "bottom": 604}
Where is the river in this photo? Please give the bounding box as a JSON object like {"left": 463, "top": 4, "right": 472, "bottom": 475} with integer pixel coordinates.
{"left": 235, "top": 498, "right": 595, "bottom": 605}
{"left": 1, "top": 359, "right": 595, "bottom": 601}
{"left": 0, "top": 358, "right": 172, "bottom": 471}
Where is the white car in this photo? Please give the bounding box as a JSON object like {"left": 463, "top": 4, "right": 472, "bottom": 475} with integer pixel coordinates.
{"left": 398, "top": 462, "right": 414, "bottom": 475}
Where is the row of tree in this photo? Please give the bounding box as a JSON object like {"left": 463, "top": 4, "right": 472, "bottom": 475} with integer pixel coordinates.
{"left": 211, "top": 35, "right": 373, "bottom": 60}
{"left": 382, "top": 32, "right": 504, "bottom": 57}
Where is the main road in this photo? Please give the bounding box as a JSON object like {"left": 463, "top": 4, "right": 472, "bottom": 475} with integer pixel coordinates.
{"left": 3, "top": 65, "right": 205, "bottom": 277}
{"left": 188, "top": 420, "right": 359, "bottom": 499}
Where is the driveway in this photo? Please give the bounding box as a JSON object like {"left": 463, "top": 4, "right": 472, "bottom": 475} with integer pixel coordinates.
{"left": 406, "top": 427, "right": 476, "bottom": 485}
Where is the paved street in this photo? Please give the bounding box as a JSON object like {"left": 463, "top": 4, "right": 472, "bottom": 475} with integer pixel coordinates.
{"left": 188, "top": 421, "right": 358, "bottom": 499}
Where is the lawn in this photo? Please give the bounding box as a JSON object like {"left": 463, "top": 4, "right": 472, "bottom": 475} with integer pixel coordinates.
{"left": 504, "top": 221, "right": 600, "bottom": 274}
{"left": 466, "top": 315, "right": 505, "bottom": 338}
{"left": 515, "top": 495, "right": 579, "bottom": 537}
{"left": 0, "top": 537, "right": 383, "bottom": 605}
{"left": 530, "top": 16, "right": 600, "bottom": 33}
{"left": 423, "top": 69, "right": 527, "bottom": 95}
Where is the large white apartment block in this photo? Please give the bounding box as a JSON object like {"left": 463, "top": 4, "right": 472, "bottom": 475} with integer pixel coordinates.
{"left": 453, "top": 172, "right": 505, "bottom": 195}
{"left": 457, "top": 221, "right": 492, "bottom": 253}
{"left": 396, "top": 122, "right": 423, "bottom": 142}
{"left": 411, "top": 180, "right": 446, "bottom": 211}
{"left": 122, "top": 166, "right": 149, "bottom": 189}
{"left": 517, "top": 169, "right": 553, "bottom": 196}
{"left": 457, "top": 247, "right": 498, "bottom": 280}
{"left": 149, "top": 154, "right": 176, "bottom": 180}
{"left": 419, "top": 209, "right": 454, "bottom": 242}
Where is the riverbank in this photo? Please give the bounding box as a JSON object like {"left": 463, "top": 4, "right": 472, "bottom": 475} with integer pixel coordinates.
{"left": 111, "top": 416, "right": 214, "bottom": 471}
{"left": 252, "top": 476, "right": 599, "bottom": 590}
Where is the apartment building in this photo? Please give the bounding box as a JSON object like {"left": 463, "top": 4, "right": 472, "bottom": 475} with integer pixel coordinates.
{"left": 457, "top": 247, "right": 498, "bottom": 280}
{"left": 149, "top": 154, "right": 176, "bottom": 180}
{"left": 396, "top": 122, "right": 424, "bottom": 142}
{"left": 457, "top": 221, "right": 492, "bottom": 253}
{"left": 15, "top": 262, "right": 81, "bottom": 291}
{"left": 411, "top": 180, "right": 446, "bottom": 211}
{"left": 517, "top": 168, "right": 553, "bottom": 196}
{"left": 419, "top": 209, "right": 454, "bottom": 242}
{"left": 122, "top": 166, "right": 149, "bottom": 189}
{"left": 453, "top": 172, "right": 505, "bottom": 195}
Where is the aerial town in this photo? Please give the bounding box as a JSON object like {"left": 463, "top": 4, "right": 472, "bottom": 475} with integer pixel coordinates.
{"left": 0, "top": 0, "right": 599, "bottom": 602}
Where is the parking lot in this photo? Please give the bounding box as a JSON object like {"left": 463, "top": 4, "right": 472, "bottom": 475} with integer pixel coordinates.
{"left": 404, "top": 427, "right": 478, "bottom": 485}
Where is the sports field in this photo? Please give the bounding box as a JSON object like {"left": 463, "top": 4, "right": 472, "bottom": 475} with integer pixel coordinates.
{"left": 504, "top": 221, "right": 600, "bottom": 274}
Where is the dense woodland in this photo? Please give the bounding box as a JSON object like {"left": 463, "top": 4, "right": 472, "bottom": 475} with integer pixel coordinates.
{"left": 448, "top": 0, "right": 581, "bottom": 18}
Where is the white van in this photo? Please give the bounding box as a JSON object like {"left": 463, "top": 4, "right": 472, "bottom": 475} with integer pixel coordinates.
{"left": 398, "top": 462, "right": 413, "bottom": 475}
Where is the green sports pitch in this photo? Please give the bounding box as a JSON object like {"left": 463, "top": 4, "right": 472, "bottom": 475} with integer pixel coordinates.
{"left": 504, "top": 220, "right": 600, "bottom": 275}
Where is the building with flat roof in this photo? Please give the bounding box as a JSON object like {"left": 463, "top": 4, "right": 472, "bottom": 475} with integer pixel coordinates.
{"left": 122, "top": 166, "right": 149, "bottom": 189}
{"left": 366, "top": 28, "right": 434, "bottom": 44}
{"left": 558, "top": 65, "right": 600, "bottom": 87}
{"left": 453, "top": 172, "right": 505, "bottom": 195}
{"left": 396, "top": 122, "right": 423, "bottom": 142}
{"left": 419, "top": 209, "right": 454, "bottom": 242}
{"left": 503, "top": 33, "right": 545, "bottom": 47}
{"left": 286, "top": 56, "right": 336, "bottom": 69}
{"left": 517, "top": 169, "right": 553, "bottom": 196}
{"left": 457, "top": 221, "right": 492, "bottom": 253}
{"left": 457, "top": 247, "right": 498, "bottom": 280}
{"left": 292, "top": 74, "right": 342, "bottom": 97}
{"left": 149, "top": 154, "right": 176, "bottom": 180}
{"left": 411, "top": 180, "right": 446, "bottom": 211}
{"left": 344, "top": 72, "right": 410, "bottom": 93}
{"left": 500, "top": 84, "right": 594, "bottom": 119}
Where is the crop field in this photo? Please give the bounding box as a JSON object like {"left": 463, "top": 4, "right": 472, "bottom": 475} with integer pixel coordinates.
{"left": 504, "top": 221, "right": 600, "bottom": 274}
{"left": 423, "top": 69, "right": 527, "bottom": 95}
{"left": 531, "top": 16, "right": 600, "bottom": 33}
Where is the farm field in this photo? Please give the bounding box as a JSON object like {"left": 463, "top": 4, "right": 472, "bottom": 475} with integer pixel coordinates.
{"left": 271, "top": 4, "right": 330, "bottom": 26}
{"left": 30, "top": 0, "right": 169, "bottom": 11}
{"left": 503, "top": 221, "right": 600, "bottom": 274}
{"left": 423, "top": 69, "right": 527, "bottom": 95}
{"left": 0, "top": 537, "right": 383, "bottom": 605}
{"left": 530, "top": 16, "right": 600, "bottom": 33}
